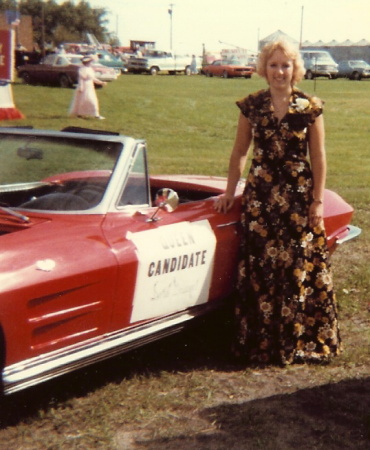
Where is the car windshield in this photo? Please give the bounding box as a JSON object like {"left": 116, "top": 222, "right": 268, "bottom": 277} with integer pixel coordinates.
{"left": 67, "top": 56, "right": 83, "bottom": 64}
{"left": 145, "top": 51, "right": 170, "bottom": 57}
{"left": 224, "top": 60, "right": 243, "bottom": 65}
{"left": 0, "top": 132, "right": 122, "bottom": 212}
{"left": 304, "top": 52, "right": 334, "bottom": 63}
{"left": 349, "top": 60, "right": 368, "bottom": 68}
{"left": 42, "top": 54, "right": 57, "bottom": 64}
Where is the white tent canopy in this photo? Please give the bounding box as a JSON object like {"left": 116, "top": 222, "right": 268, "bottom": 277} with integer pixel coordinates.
{"left": 259, "top": 30, "right": 299, "bottom": 49}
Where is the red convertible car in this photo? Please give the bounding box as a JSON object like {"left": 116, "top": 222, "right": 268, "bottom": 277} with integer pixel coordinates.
{"left": 202, "top": 59, "right": 254, "bottom": 78}
{"left": 0, "top": 127, "right": 360, "bottom": 395}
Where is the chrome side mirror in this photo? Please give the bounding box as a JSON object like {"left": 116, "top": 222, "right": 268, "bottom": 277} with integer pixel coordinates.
{"left": 147, "top": 188, "right": 179, "bottom": 222}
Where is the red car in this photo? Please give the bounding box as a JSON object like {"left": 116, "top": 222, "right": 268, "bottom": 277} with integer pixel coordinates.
{"left": 0, "top": 127, "right": 360, "bottom": 395}
{"left": 202, "top": 59, "right": 254, "bottom": 78}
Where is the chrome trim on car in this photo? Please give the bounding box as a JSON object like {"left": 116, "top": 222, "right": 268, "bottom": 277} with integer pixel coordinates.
{"left": 216, "top": 221, "right": 239, "bottom": 228}
{"left": 336, "top": 225, "right": 362, "bottom": 245}
{"left": 2, "top": 304, "right": 217, "bottom": 395}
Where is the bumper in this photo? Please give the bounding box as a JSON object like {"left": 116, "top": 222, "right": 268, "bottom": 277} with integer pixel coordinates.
{"left": 319, "top": 71, "right": 338, "bottom": 78}
{"left": 327, "top": 225, "right": 361, "bottom": 254}
{"left": 233, "top": 71, "right": 253, "bottom": 77}
{"left": 336, "top": 225, "right": 362, "bottom": 245}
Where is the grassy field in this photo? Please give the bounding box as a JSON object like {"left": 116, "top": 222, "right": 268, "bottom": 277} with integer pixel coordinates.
{"left": 0, "top": 74, "right": 369, "bottom": 449}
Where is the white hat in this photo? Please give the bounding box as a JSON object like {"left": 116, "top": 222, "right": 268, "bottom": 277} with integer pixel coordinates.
{"left": 82, "top": 55, "right": 93, "bottom": 64}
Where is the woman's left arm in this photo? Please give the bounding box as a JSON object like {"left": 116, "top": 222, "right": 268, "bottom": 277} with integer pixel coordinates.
{"left": 308, "top": 113, "right": 326, "bottom": 228}
{"left": 93, "top": 78, "right": 107, "bottom": 87}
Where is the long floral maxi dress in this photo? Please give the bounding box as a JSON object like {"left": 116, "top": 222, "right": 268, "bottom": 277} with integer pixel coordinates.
{"left": 233, "top": 88, "right": 341, "bottom": 365}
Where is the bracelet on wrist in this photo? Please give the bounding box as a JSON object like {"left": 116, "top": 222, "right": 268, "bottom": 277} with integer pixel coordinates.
{"left": 313, "top": 199, "right": 323, "bottom": 204}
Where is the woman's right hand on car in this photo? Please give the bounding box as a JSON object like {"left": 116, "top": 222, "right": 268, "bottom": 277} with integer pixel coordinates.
{"left": 214, "top": 193, "right": 235, "bottom": 213}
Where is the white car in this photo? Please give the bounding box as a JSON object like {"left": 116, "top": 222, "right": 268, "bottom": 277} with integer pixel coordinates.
{"left": 91, "top": 61, "right": 118, "bottom": 82}
{"left": 300, "top": 50, "right": 338, "bottom": 79}
{"left": 66, "top": 54, "right": 118, "bottom": 82}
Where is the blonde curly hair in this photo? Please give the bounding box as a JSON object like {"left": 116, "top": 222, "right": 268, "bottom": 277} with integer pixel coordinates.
{"left": 257, "top": 39, "right": 305, "bottom": 85}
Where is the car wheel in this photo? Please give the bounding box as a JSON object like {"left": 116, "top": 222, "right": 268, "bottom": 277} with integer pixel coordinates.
{"left": 222, "top": 71, "right": 228, "bottom": 78}
{"left": 59, "top": 74, "right": 71, "bottom": 88}
{"left": 21, "top": 72, "right": 31, "bottom": 84}
{"left": 305, "top": 70, "right": 314, "bottom": 80}
{"left": 150, "top": 67, "right": 159, "bottom": 76}
{"left": 185, "top": 66, "right": 191, "bottom": 76}
{"left": 352, "top": 71, "right": 361, "bottom": 81}
{"left": 205, "top": 71, "right": 212, "bottom": 77}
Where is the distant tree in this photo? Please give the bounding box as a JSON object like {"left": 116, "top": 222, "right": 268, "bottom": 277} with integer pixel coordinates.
{"left": 0, "top": 1, "right": 18, "bottom": 10}
{"left": 0, "top": 0, "right": 109, "bottom": 49}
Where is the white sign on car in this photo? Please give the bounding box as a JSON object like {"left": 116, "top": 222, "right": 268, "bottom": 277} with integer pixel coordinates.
{"left": 128, "top": 220, "right": 217, "bottom": 322}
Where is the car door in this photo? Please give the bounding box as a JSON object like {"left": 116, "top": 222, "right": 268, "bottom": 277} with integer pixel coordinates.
{"left": 213, "top": 60, "right": 224, "bottom": 76}
{"left": 52, "top": 55, "right": 69, "bottom": 83}
{"left": 36, "top": 54, "right": 57, "bottom": 83}
{"left": 102, "top": 144, "right": 240, "bottom": 332}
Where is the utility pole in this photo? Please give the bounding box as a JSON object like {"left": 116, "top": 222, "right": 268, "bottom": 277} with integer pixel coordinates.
{"left": 168, "top": 4, "right": 174, "bottom": 51}
{"left": 116, "top": 14, "right": 119, "bottom": 44}
{"left": 41, "top": 2, "right": 45, "bottom": 57}
{"left": 300, "top": 5, "right": 304, "bottom": 48}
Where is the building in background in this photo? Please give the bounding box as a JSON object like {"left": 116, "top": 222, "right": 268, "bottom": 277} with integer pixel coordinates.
{"left": 301, "top": 39, "right": 370, "bottom": 63}
{"left": 259, "top": 30, "right": 370, "bottom": 63}
{"left": 0, "top": 13, "right": 33, "bottom": 50}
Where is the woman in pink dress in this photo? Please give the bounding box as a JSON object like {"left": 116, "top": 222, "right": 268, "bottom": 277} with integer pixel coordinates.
{"left": 69, "top": 55, "right": 106, "bottom": 119}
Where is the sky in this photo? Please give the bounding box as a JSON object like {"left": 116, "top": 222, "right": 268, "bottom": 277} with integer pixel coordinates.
{"left": 86, "top": 0, "right": 370, "bottom": 54}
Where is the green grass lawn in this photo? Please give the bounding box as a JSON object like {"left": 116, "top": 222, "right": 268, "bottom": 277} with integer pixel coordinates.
{"left": 0, "top": 73, "right": 369, "bottom": 450}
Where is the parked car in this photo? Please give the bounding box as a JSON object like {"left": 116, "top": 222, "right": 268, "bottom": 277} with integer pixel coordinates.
{"left": 202, "top": 60, "right": 254, "bottom": 78}
{"left": 0, "top": 126, "right": 360, "bottom": 395}
{"left": 17, "top": 53, "right": 80, "bottom": 87}
{"left": 94, "top": 50, "right": 126, "bottom": 74}
{"left": 17, "top": 53, "right": 116, "bottom": 87}
{"left": 337, "top": 60, "right": 370, "bottom": 80}
{"left": 300, "top": 50, "right": 338, "bottom": 79}
{"left": 69, "top": 54, "right": 117, "bottom": 82}
{"left": 90, "top": 61, "right": 118, "bottom": 82}
{"left": 125, "top": 50, "right": 193, "bottom": 75}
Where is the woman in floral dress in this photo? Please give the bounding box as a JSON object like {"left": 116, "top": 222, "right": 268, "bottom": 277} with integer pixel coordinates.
{"left": 216, "top": 40, "right": 341, "bottom": 365}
